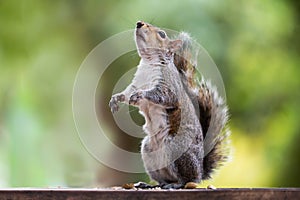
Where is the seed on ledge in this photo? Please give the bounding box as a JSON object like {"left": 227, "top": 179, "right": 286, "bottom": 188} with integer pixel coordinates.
{"left": 207, "top": 184, "right": 217, "bottom": 190}
{"left": 184, "top": 182, "right": 198, "bottom": 189}
{"left": 122, "top": 183, "right": 135, "bottom": 189}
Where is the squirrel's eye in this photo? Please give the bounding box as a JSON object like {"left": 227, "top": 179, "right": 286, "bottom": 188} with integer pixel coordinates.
{"left": 158, "top": 31, "right": 166, "bottom": 39}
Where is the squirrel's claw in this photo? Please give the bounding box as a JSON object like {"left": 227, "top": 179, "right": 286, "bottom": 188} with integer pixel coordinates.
{"left": 134, "top": 182, "right": 158, "bottom": 189}
{"left": 159, "top": 183, "right": 184, "bottom": 189}
{"left": 109, "top": 93, "right": 125, "bottom": 113}
{"left": 109, "top": 100, "right": 119, "bottom": 113}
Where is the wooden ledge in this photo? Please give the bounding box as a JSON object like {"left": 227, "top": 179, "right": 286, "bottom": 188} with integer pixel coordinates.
{"left": 0, "top": 188, "right": 299, "bottom": 200}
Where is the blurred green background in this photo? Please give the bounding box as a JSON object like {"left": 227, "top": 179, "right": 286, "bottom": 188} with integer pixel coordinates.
{"left": 0, "top": 0, "right": 299, "bottom": 188}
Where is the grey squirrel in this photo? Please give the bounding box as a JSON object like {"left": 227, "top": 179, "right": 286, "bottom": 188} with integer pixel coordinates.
{"left": 109, "top": 21, "right": 230, "bottom": 189}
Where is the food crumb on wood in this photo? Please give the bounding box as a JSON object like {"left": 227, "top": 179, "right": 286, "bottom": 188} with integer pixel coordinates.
{"left": 122, "top": 183, "right": 135, "bottom": 189}
{"left": 207, "top": 184, "right": 217, "bottom": 190}
{"left": 184, "top": 182, "right": 198, "bottom": 189}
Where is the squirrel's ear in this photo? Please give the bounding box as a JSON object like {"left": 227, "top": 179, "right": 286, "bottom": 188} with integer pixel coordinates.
{"left": 169, "top": 40, "right": 182, "bottom": 52}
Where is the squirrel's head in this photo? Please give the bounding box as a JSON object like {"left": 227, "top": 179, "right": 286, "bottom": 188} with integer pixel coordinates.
{"left": 135, "top": 21, "right": 182, "bottom": 63}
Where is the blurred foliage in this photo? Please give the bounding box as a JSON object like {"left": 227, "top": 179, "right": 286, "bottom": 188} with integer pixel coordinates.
{"left": 0, "top": 0, "right": 299, "bottom": 187}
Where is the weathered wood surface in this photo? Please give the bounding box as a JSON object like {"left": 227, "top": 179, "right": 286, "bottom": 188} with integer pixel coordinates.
{"left": 0, "top": 188, "right": 299, "bottom": 200}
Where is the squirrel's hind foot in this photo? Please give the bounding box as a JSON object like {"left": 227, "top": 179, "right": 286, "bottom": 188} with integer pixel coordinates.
{"left": 159, "top": 182, "right": 198, "bottom": 189}
{"left": 159, "top": 183, "right": 184, "bottom": 189}
{"left": 123, "top": 181, "right": 197, "bottom": 190}
{"left": 133, "top": 182, "right": 159, "bottom": 189}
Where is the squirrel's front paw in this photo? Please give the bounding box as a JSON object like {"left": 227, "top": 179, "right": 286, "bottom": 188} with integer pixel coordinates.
{"left": 129, "top": 91, "right": 144, "bottom": 105}
{"left": 109, "top": 94, "right": 125, "bottom": 113}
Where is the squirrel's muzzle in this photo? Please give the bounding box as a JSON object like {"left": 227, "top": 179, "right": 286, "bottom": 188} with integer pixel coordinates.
{"left": 136, "top": 21, "right": 144, "bottom": 29}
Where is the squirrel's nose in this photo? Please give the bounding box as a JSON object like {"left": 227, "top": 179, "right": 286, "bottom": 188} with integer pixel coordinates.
{"left": 136, "top": 21, "right": 144, "bottom": 29}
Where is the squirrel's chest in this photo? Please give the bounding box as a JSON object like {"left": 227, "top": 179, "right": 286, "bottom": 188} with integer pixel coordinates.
{"left": 132, "top": 64, "right": 163, "bottom": 90}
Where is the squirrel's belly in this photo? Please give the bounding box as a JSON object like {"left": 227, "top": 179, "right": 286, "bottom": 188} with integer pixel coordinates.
{"left": 141, "top": 136, "right": 179, "bottom": 183}
{"left": 139, "top": 101, "right": 167, "bottom": 135}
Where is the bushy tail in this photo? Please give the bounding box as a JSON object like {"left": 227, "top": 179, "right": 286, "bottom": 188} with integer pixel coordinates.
{"left": 174, "top": 32, "right": 231, "bottom": 180}
{"left": 198, "top": 80, "right": 230, "bottom": 179}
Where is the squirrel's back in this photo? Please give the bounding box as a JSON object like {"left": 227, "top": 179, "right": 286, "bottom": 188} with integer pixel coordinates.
{"left": 174, "top": 32, "right": 231, "bottom": 179}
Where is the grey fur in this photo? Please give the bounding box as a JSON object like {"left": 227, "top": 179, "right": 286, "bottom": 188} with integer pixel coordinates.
{"left": 109, "top": 21, "right": 230, "bottom": 188}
